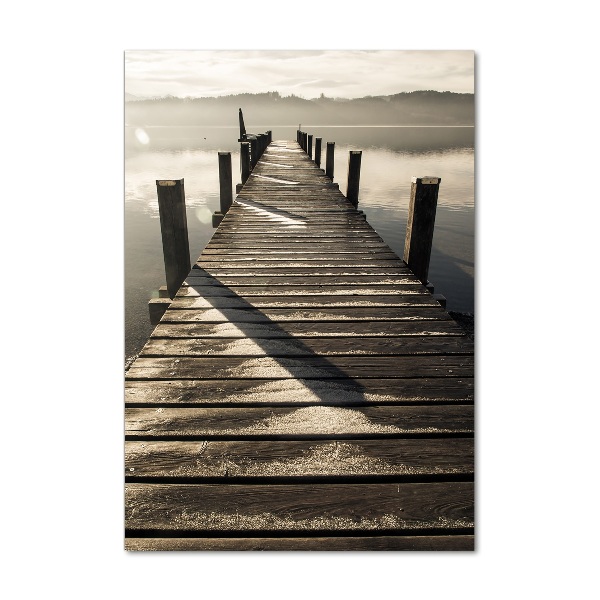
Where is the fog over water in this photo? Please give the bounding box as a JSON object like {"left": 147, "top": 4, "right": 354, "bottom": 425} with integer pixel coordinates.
{"left": 125, "top": 125, "right": 474, "bottom": 363}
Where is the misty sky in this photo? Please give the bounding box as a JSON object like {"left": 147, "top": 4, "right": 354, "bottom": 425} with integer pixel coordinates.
{"left": 125, "top": 50, "right": 474, "bottom": 99}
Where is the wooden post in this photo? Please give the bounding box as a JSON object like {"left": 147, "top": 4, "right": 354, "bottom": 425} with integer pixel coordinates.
{"left": 218, "top": 152, "right": 233, "bottom": 213}
{"left": 250, "top": 137, "right": 258, "bottom": 169}
{"left": 403, "top": 176, "right": 441, "bottom": 285}
{"left": 241, "top": 142, "right": 250, "bottom": 184}
{"left": 326, "top": 142, "right": 335, "bottom": 180}
{"left": 307, "top": 134, "right": 313, "bottom": 158}
{"left": 315, "top": 138, "right": 322, "bottom": 167}
{"left": 156, "top": 179, "right": 191, "bottom": 299}
{"left": 238, "top": 108, "right": 246, "bottom": 141}
{"left": 257, "top": 134, "right": 264, "bottom": 159}
{"left": 267, "top": 130, "right": 272, "bottom": 144}
{"left": 346, "top": 151, "right": 362, "bottom": 207}
{"left": 303, "top": 132, "right": 308, "bottom": 152}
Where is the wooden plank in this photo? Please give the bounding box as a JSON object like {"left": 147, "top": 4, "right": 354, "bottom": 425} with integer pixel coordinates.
{"left": 176, "top": 283, "right": 426, "bottom": 296}
{"left": 140, "top": 336, "right": 473, "bottom": 358}
{"left": 125, "top": 405, "right": 474, "bottom": 437}
{"left": 125, "top": 535, "right": 475, "bottom": 551}
{"left": 182, "top": 275, "right": 423, "bottom": 286}
{"left": 125, "top": 377, "right": 475, "bottom": 405}
{"left": 167, "top": 294, "right": 440, "bottom": 309}
{"left": 151, "top": 320, "right": 466, "bottom": 338}
{"left": 159, "top": 307, "right": 452, "bottom": 323}
{"left": 199, "top": 251, "right": 400, "bottom": 259}
{"left": 126, "top": 355, "right": 474, "bottom": 380}
{"left": 125, "top": 438, "right": 473, "bottom": 478}
{"left": 125, "top": 482, "right": 474, "bottom": 532}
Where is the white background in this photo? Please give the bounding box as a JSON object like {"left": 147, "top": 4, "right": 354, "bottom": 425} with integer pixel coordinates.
{"left": 2, "top": 1, "right": 597, "bottom": 598}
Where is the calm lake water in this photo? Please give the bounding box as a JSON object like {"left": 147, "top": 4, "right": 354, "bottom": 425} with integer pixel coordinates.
{"left": 125, "top": 125, "right": 474, "bottom": 364}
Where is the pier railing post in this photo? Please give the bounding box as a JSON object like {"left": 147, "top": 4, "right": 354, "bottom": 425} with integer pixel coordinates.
{"left": 303, "top": 132, "right": 308, "bottom": 152}
{"left": 241, "top": 141, "right": 250, "bottom": 184}
{"left": 326, "top": 142, "right": 335, "bottom": 180}
{"left": 403, "top": 176, "right": 441, "bottom": 285}
{"left": 156, "top": 179, "right": 191, "bottom": 299}
{"left": 346, "top": 151, "right": 362, "bottom": 207}
{"left": 257, "top": 134, "right": 265, "bottom": 159}
{"left": 250, "top": 137, "right": 258, "bottom": 169}
{"left": 308, "top": 134, "right": 313, "bottom": 158}
{"left": 218, "top": 152, "right": 233, "bottom": 213}
{"left": 315, "top": 138, "right": 322, "bottom": 167}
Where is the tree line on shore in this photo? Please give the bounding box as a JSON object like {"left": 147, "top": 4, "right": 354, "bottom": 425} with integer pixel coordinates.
{"left": 125, "top": 90, "right": 474, "bottom": 126}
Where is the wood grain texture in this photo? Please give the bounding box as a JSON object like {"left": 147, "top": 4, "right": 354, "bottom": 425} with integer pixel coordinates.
{"left": 125, "top": 377, "right": 474, "bottom": 405}
{"left": 125, "top": 482, "right": 474, "bottom": 532}
{"left": 125, "top": 405, "right": 474, "bottom": 438}
{"left": 125, "top": 535, "right": 475, "bottom": 551}
{"left": 125, "top": 438, "right": 474, "bottom": 478}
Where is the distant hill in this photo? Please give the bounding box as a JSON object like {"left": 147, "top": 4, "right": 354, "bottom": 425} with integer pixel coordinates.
{"left": 125, "top": 91, "right": 474, "bottom": 126}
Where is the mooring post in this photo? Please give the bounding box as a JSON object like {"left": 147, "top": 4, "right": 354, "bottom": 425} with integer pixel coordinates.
{"left": 267, "top": 130, "right": 272, "bottom": 144}
{"left": 403, "top": 176, "right": 441, "bottom": 285}
{"left": 303, "top": 132, "right": 308, "bottom": 152}
{"left": 240, "top": 141, "right": 250, "bottom": 184}
{"left": 250, "top": 137, "right": 258, "bottom": 169}
{"left": 257, "top": 134, "right": 264, "bottom": 159}
{"left": 326, "top": 142, "right": 335, "bottom": 180}
{"left": 218, "top": 152, "right": 233, "bottom": 213}
{"left": 315, "top": 138, "right": 322, "bottom": 167}
{"left": 346, "top": 151, "right": 362, "bottom": 207}
{"left": 307, "top": 134, "right": 313, "bottom": 158}
{"left": 156, "top": 179, "right": 191, "bottom": 300}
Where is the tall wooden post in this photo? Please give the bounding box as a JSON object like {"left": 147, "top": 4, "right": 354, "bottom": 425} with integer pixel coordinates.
{"left": 250, "top": 137, "right": 258, "bottom": 169}
{"left": 156, "top": 179, "right": 191, "bottom": 299}
{"left": 315, "top": 138, "right": 322, "bottom": 167}
{"left": 346, "top": 151, "right": 362, "bottom": 207}
{"left": 218, "top": 152, "right": 233, "bottom": 213}
{"left": 238, "top": 108, "right": 246, "bottom": 141}
{"left": 303, "top": 132, "right": 308, "bottom": 152}
{"left": 403, "top": 177, "right": 441, "bottom": 285}
{"left": 307, "top": 134, "right": 313, "bottom": 158}
{"left": 241, "top": 142, "right": 250, "bottom": 184}
{"left": 326, "top": 142, "right": 335, "bottom": 180}
{"left": 257, "top": 134, "right": 264, "bottom": 159}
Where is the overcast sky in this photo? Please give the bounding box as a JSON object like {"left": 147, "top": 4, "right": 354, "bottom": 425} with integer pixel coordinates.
{"left": 125, "top": 50, "right": 474, "bottom": 99}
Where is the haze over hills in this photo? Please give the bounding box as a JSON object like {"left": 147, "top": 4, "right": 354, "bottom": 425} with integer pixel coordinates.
{"left": 125, "top": 91, "right": 474, "bottom": 126}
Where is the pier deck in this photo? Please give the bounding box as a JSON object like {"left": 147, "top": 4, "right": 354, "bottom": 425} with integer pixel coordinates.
{"left": 125, "top": 140, "right": 474, "bottom": 551}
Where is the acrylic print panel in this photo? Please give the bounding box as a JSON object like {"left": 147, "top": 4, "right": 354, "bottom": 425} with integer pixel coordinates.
{"left": 124, "top": 50, "right": 475, "bottom": 550}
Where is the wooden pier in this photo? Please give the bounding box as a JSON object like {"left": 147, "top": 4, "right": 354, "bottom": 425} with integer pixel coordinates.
{"left": 125, "top": 138, "right": 474, "bottom": 551}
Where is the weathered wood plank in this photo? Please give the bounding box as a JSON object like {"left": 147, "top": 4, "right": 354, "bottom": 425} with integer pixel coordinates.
{"left": 124, "top": 377, "right": 475, "bottom": 405}
{"left": 167, "top": 294, "right": 440, "bottom": 309}
{"left": 125, "top": 438, "right": 473, "bottom": 478}
{"left": 159, "top": 307, "right": 452, "bottom": 323}
{"left": 199, "top": 252, "right": 401, "bottom": 260}
{"left": 126, "top": 355, "right": 474, "bottom": 380}
{"left": 125, "top": 535, "right": 475, "bottom": 551}
{"left": 151, "top": 320, "right": 466, "bottom": 339}
{"left": 183, "top": 275, "right": 423, "bottom": 286}
{"left": 140, "top": 336, "right": 473, "bottom": 358}
{"left": 177, "top": 283, "right": 426, "bottom": 296}
{"left": 125, "top": 482, "right": 474, "bottom": 532}
{"left": 125, "top": 405, "right": 474, "bottom": 438}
